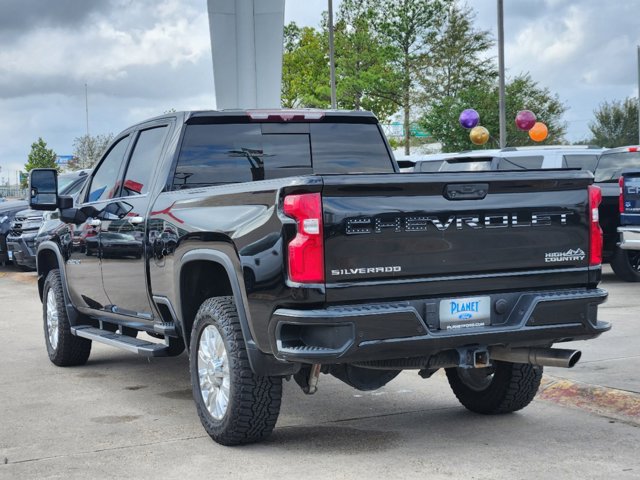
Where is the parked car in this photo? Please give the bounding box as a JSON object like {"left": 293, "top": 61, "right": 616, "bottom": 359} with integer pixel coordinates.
{"left": 616, "top": 168, "right": 640, "bottom": 252}
{"left": 7, "top": 170, "right": 89, "bottom": 269}
{"left": 29, "top": 109, "right": 608, "bottom": 446}
{"left": 411, "top": 146, "right": 604, "bottom": 173}
{"left": 0, "top": 199, "right": 28, "bottom": 266}
{"left": 593, "top": 146, "right": 640, "bottom": 281}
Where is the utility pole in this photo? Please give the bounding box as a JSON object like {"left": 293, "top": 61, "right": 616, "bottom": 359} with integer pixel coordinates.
{"left": 637, "top": 46, "right": 640, "bottom": 144}
{"left": 328, "top": 0, "right": 337, "bottom": 109}
{"left": 497, "top": 0, "right": 506, "bottom": 148}
{"left": 85, "top": 83, "right": 90, "bottom": 137}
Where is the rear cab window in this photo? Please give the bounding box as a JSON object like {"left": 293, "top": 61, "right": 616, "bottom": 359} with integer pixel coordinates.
{"left": 563, "top": 154, "right": 599, "bottom": 172}
{"left": 595, "top": 151, "right": 640, "bottom": 182}
{"left": 173, "top": 120, "right": 394, "bottom": 189}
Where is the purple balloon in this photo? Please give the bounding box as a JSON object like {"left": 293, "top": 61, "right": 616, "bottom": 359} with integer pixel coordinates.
{"left": 459, "top": 109, "right": 480, "bottom": 129}
{"left": 515, "top": 110, "right": 537, "bottom": 131}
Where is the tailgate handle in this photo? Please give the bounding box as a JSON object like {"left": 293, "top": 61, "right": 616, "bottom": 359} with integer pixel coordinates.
{"left": 444, "top": 183, "right": 488, "bottom": 200}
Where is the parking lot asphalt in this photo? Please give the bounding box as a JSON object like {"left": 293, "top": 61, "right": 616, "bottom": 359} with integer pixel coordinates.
{"left": 1, "top": 265, "right": 639, "bottom": 479}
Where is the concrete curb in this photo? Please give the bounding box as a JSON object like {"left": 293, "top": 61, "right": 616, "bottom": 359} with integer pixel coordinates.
{"left": 538, "top": 374, "right": 640, "bottom": 425}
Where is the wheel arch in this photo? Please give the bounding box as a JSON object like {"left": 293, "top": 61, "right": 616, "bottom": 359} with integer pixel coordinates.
{"left": 176, "top": 248, "right": 297, "bottom": 377}
{"left": 176, "top": 249, "right": 253, "bottom": 351}
{"left": 36, "top": 242, "right": 67, "bottom": 301}
{"left": 36, "top": 241, "right": 83, "bottom": 326}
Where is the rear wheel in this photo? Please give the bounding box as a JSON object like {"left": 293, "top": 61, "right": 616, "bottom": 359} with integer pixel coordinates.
{"left": 446, "top": 361, "right": 542, "bottom": 414}
{"left": 189, "top": 296, "right": 282, "bottom": 445}
{"left": 610, "top": 247, "right": 640, "bottom": 282}
{"left": 43, "top": 269, "right": 92, "bottom": 366}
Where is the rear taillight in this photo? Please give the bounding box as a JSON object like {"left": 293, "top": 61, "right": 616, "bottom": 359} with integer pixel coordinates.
{"left": 619, "top": 176, "right": 624, "bottom": 214}
{"left": 283, "top": 193, "right": 324, "bottom": 283}
{"left": 589, "top": 185, "right": 603, "bottom": 266}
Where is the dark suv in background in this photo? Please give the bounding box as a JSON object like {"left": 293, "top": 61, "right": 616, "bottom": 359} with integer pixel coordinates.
{"left": 594, "top": 146, "right": 640, "bottom": 281}
{"left": 7, "top": 170, "right": 89, "bottom": 269}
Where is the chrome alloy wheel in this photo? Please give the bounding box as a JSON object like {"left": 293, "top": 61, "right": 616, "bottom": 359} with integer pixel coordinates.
{"left": 46, "top": 288, "right": 59, "bottom": 350}
{"left": 197, "top": 325, "right": 231, "bottom": 420}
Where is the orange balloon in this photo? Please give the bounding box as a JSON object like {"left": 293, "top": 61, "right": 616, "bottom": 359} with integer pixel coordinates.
{"left": 470, "top": 126, "right": 490, "bottom": 145}
{"left": 529, "top": 122, "right": 548, "bottom": 142}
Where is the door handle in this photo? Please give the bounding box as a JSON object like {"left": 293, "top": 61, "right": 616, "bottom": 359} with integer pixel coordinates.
{"left": 129, "top": 216, "right": 145, "bottom": 225}
{"left": 88, "top": 219, "right": 102, "bottom": 227}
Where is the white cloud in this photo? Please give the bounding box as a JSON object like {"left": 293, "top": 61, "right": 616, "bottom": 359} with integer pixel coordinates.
{"left": 1, "top": 0, "right": 639, "bottom": 183}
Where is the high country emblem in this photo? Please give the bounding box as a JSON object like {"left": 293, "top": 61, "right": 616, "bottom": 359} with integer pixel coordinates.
{"left": 544, "top": 248, "right": 586, "bottom": 263}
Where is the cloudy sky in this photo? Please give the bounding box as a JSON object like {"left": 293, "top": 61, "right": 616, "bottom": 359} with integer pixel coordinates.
{"left": 0, "top": 0, "right": 639, "bottom": 183}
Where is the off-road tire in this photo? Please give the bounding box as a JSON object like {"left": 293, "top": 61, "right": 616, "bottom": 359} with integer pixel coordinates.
{"left": 43, "top": 269, "right": 92, "bottom": 366}
{"left": 189, "top": 296, "right": 282, "bottom": 445}
{"left": 610, "top": 247, "right": 640, "bottom": 282}
{"left": 446, "top": 361, "right": 542, "bottom": 414}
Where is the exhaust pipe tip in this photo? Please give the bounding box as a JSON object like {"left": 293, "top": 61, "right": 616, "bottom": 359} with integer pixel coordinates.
{"left": 490, "top": 347, "right": 583, "bottom": 368}
{"left": 567, "top": 349, "right": 581, "bottom": 368}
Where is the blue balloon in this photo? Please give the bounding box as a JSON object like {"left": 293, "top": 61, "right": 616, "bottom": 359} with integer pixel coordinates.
{"left": 459, "top": 109, "right": 480, "bottom": 129}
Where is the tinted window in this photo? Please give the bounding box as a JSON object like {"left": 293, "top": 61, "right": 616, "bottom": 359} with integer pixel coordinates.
{"left": 417, "top": 160, "right": 445, "bottom": 172}
{"left": 123, "top": 126, "right": 168, "bottom": 196}
{"left": 61, "top": 177, "right": 87, "bottom": 197}
{"left": 562, "top": 154, "right": 598, "bottom": 172}
{"left": 498, "top": 155, "right": 543, "bottom": 170}
{"left": 88, "top": 136, "right": 129, "bottom": 202}
{"left": 440, "top": 159, "right": 492, "bottom": 171}
{"left": 57, "top": 175, "right": 76, "bottom": 192}
{"left": 310, "top": 123, "right": 393, "bottom": 174}
{"left": 174, "top": 124, "right": 312, "bottom": 189}
{"left": 595, "top": 152, "right": 640, "bottom": 182}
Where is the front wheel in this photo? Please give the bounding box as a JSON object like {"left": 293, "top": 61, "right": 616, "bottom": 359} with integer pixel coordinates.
{"left": 446, "top": 361, "right": 542, "bottom": 414}
{"left": 189, "top": 296, "right": 282, "bottom": 445}
{"left": 610, "top": 247, "right": 640, "bottom": 282}
{"left": 43, "top": 269, "right": 92, "bottom": 366}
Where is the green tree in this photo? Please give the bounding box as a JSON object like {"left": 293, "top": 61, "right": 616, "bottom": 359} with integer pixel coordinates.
{"left": 23, "top": 137, "right": 59, "bottom": 187}
{"left": 418, "top": 3, "right": 495, "bottom": 100}
{"left": 587, "top": 97, "right": 639, "bottom": 147}
{"left": 282, "top": 22, "right": 330, "bottom": 108}
{"left": 67, "top": 133, "right": 114, "bottom": 170}
{"left": 374, "top": 0, "right": 450, "bottom": 154}
{"left": 421, "top": 74, "right": 567, "bottom": 152}
{"left": 281, "top": 8, "right": 401, "bottom": 121}
{"left": 332, "top": 0, "right": 401, "bottom": 119}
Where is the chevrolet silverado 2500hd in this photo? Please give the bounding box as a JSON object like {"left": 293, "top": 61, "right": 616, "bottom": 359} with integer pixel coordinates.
{"left": 28, "top": 109, "right": 609, "bottom": 446}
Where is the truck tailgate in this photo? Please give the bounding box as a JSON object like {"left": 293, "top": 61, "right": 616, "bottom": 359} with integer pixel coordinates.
{"left": 322, "top": 171, "right": 593, "bottom": 296}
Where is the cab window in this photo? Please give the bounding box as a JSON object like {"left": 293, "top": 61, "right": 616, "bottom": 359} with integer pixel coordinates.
{"left": 122, "top": 126, "right": 168, "bottom": 196}
{"left": 87, "top": 136, "right": 130, "bottom": 203}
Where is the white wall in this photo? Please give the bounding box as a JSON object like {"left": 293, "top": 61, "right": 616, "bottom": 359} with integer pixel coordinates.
{"left": 207, "top": 0, "right": 285, "bottom": 109}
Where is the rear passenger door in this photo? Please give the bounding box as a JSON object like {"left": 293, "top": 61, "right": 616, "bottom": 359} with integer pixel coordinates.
{"left": 99, "top": 123, "right": 170, "bottom": 321}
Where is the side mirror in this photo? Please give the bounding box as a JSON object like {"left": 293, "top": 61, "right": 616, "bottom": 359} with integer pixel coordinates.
{"left": 58, "top": 195, "right": 73, "bottom": 210}
{"left": 29, "top": 169, "right": 58, "bottom": 211}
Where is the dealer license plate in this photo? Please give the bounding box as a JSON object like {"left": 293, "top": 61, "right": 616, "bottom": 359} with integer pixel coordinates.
{"left": 439, "top": 296, "right": 491, "bottom": 330}
{"left": 7, "top": 250, "right": 13, "bottom": 260}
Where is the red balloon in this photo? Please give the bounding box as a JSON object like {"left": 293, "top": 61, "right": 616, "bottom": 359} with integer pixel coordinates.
{"left": 515, "top": 110, "right": 536, "bottom": 131}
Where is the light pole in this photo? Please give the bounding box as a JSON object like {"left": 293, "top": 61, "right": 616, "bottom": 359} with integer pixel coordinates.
{"left": 85, "top": 83, "right": 90, "bottom": 137}
{"left": 637, "top": 45, "right": 640, "bottom": 144}
{"left": 497, "top": 0, "right": 506, "bottom": 148}
{"left": 328, "top": 0, "right": 337, "bottom": 109}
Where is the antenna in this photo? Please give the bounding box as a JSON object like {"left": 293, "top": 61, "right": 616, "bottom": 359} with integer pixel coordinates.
{"left": 85, "top": 83, "right": 90, "bottom": 137}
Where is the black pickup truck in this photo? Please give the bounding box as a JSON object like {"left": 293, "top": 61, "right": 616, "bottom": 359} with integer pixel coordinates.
{"left": 29, "top": 110, "right": 610, "bottom": 446}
